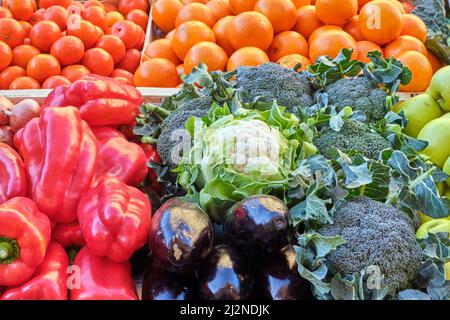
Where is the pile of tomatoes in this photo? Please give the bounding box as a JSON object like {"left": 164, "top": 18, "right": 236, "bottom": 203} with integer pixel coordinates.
{"left": 136, "top": 0, "right": 441, "bottom": 92}
{"left": 0, "top": 0, "right": 149, "bottom": 90}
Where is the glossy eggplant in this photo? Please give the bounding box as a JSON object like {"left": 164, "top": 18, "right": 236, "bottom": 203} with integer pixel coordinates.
{"left": 142, "top": 260, "right": 198, "bottom": 300}
{"left": 224, "top": 195, "right": 291, "bottom": 255}
{"left": 148, "top": 197, "right": 214, "bottom": 273}
{"left": 260, "top": 245, "right": 312, "bottom": 300}
{"left": 198, "top": 245, "right": 254, "bottom": 300}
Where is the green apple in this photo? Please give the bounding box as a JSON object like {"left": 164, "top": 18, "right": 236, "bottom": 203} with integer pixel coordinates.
{"left": 442, "top": 113, "right": 450, "bottom": 119}
{"left": 393, "top": 94, "right": 443, "bottom": 137}
{"left": 417, "top": 117, "right": 450, "bottom": 168}
{"left": 427, "top": 66, "right": 450, "bottom": 112}
{"left": 444, "top": 157, "right": 450, "bottom": 188}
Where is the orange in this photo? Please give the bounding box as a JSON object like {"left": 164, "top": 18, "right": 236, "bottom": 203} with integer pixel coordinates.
{"left": 82, "top": 6, "right": 107, "bottom": 31}
{"left": 0, "top": 18, "right": 26, "bottom": 49}
{"left": 229, "top": 0, "right": 258, "bottom": 14}
{"left": 172, "top": 21, "right": 216, "bottom": 60}
{"left": 26, "top": 54, "right": 61, "bottom": 83}
{"left": 29, "top": 8, "right": 45, "bottom": 25}
{"left": 82, "top": 48, "right": 114, "bottom": 76}
{"left": 207, "top": 0, "right": 232, "bottom": 20}
{"left": 309, "top": 30, "right": 358, "bottom": 62}
{"left": 43, "top": 5, "right": 69, "bottom": 31}
{"left": 118, "top": 0, "right": 148, "bottom": 16}
{"left": 111, "top": 68, "right": 134, "bottom": 85}
{"left": 134, "top": 58, "right": 179, "bottom": 87}
{"left": 356, "top": 40, "right": 383, "bottom": 62}
{"left": 229, "top": 12, "right": 274, "bottom": 51}
{"left": 0, "top": 41, "right": 12, "bottom": 72}
{"left": 427, "top": 50, "right": 442, "bottom": 73}
{"left": 0, "top": 66, "right": 25, "bottom": 89}
{"left": 83, "top": 0, "right": 104, "bottom": 9}
{"left": 181, "top": 0, "right": 208, "bottom": 3}
{"left": 385, "top": 0, "right": 405, "bottom": 13}
{"left": 103, "top": 3, "right": 118, "bottom": 13}
{"left": 184, "top": 41, "right": 228, "bottom": 73}
{"left": 6, "top": 0, "right": 35, "bottom": 21}
{"left": 359, "top": 0, "right": 403, "bottom": 45}
{"left": 39, "top": 0, "right": 71, "bottom": 9}
{"left": 400, "top": 13, "right": 427, "bottom": 43}
{"left": 397, "top": 51, "right": 432, "bottom": 92}
{"left": 111, "top": 20, "right": 140, "bottom": 49}
{"left": 175, "top": 3, "right": 216, "bottom": 28}
{"left": 384, "top": 35, "right": 427, "bottom": 58}
{"left": 254, "top": 0, "right": 298, "bottom": 33}
{"left": 293, "top": 5, "right": 324, "bottom": 40}
{"left": 291, "top": 0, "right": 311, "bottom": 8}
{"left": 227, "top": 46, "right": 269, "bottom": 71}
{"left": 29, "top": 21, "right": 62, "bottom": 53}
{"left": 116, "top": 48, "right": 141, "bottom": 73}
{"left": 145, "top": 39, "right": 180, "bottom": 65}
{"left": 67, "top": 2, "right": 85, "bottom": 15}
{"left": 316, "top": 0, "right": 358, "bottom": 26}
{"left": 213, "top": 16, "right": 235, "bottom": 56}
{"left": 105, "top": 11, "right": 125, "bottom": 31}
{"left": 344, "top": 15, "right": 365, "bottom": 41}
{"left": 268, "top": 31, "right": 309, "bottom": 62}
{"left": 66, "top": 17, "right": 98, "bottom": 49}
{"left": 50, "top": 35, "right": 85, "bottom": 66}
{"left": 0, "top": 8, "right": 13, "bottom": 18}
{"left": 152, "top": 0, "right": 182, "bottom": 34}
{"left": 19, "top": 21, "right": 32, "bottom": 38}
{"left": 166, "top": 29, "right": 176, "bottom": 41}
{"left": 277, "top": 54, "right": 311, "bottom": 70}
{"left": 126, "top": 9, "right": 149, "bottom": 31}
{"left": 176, "top": 63, "right": 185, "bottom": 77}
{"left": 402, "top": 1, "right": 414, "bottom": 13}
{"left": 9, "top": 76, "right": 40, "bottom": 89}
{"left": 308, "top": 25, "right": 342, "bottom": 45}
{"left": 12, "top": 45, "right": 40, "bottom": 69}
{"left": 133, "top": 26, "right": 145, "bottom": 50}
{"left": 61, "top": 64, "right": 90, "bottom": 82}
{"left": 96, "top": 35, "right": 126, "bottom": 64}
{"left": 42, "top": 75, "right": 71, "bottom": 88}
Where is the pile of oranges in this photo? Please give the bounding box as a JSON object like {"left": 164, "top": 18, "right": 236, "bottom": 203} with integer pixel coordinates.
{"left": 137, "top": 0, "right": 441, "bottom": 92}
{"left": 0, "top": 0, "right": 149, "bottom": 90}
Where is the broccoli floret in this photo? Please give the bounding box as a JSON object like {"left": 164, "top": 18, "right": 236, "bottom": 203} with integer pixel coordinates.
{"left": 313, "top": 119, "right": 390, "bottom": 160}
{"left": 325, "top": 77, "right": 388, "bottom": 122}
{"left": 234, "top": 62, "right": 314, "bottom": 114}
{"left": 157, "top": 97, "right": 212, "bottom": 168}
{"left": 318, "top": 197, "right": 422, "bottom": 291}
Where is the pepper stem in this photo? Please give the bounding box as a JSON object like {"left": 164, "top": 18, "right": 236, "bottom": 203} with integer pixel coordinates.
{"left": 0, "top": 238, "right": 19, "bottom": 264}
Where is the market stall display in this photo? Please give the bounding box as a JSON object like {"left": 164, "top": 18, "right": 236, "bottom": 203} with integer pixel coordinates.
{"left": 0, "top": 0, "right": 449, "bottom": 302}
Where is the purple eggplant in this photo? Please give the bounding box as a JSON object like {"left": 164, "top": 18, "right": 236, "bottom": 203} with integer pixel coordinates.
{"left": 198, "top": 245, "right": 254, "bottom": 300}
{"left": 224, "top": 195, "right": 291, "bottom": 255}
{"left": 149, "top": 197, "right": 214, "bottom": 273}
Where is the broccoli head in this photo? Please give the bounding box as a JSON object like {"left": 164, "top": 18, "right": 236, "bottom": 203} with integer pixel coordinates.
{"left": 325, "top": 77, "right": 388, "bottom": 122}
{"left": 234, "top": 62, "right": 314, "bottom": 114}
{"left": 313, "top": 119, "right": 390, "bottom": 160}
{"left": 318, "top": 197, "right": 422, "bottom": 291}
{"left": 157, "top": 97, "right": 212, "bottom": 168}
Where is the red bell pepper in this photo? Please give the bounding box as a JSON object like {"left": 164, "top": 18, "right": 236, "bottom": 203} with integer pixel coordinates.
{"left": 0, "top": 143, "right": 27, "bottom": 204}
{"left": 140, "top": 143, "right": 163, "bottom": 194}
{"left": 14, "top": 107, "right": 98, "bottom": 223}
{"left": 70, "top": 246, "right": 138, "bottom": 300}
{"left": 78, "top": 176, "right": 151, "bottom": 262}
{"left": 92, "top": 137, "right": 148, "bottom": 187}
{"left": 1, "top": 242, "right": 69, "bottom": 300}
{"left": 42, "top": 75, "right": 143, "bottom": 127}
{"left": 0, "top": 197, "right": 51, "bottom": 287}
{"left": 91, "top": 126, "right": 125, "bottom": 142}
{"left": 52, "top": 221, "right": 85, "bottom": 249}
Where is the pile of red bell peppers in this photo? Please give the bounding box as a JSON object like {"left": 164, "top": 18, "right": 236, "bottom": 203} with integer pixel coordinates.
{"left": 0, "top": 75, "right": 161, "bottom": 300}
